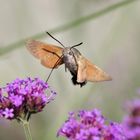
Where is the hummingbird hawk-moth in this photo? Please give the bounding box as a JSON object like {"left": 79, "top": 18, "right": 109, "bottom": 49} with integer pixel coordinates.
{"left": 26, "top": 32, "right": 112, "bottom": 87}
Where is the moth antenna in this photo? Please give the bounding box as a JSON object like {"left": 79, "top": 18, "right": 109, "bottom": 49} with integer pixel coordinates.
{"left": 46, "top": 55, "right": 64, "bottom": 82}
{"left": 70, "top": 42, "right": 83, "bottom": 49}
{"left": 46, "top": 32, "right": 66, "bottom": 48}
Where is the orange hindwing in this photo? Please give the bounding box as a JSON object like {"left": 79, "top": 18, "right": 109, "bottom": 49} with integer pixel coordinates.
{"left": 77, "top": 56, "right": 112, "bottom": 82}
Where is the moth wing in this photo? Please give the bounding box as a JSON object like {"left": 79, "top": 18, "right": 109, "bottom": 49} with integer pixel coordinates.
{"left": 77, "top": 56, "right": 112, "bottom": 82}
{"left": 77, "top": 57, "right": 87, "bottom": 83}
{"left": 26, "top": 40, "right": 63, "bottom": 68}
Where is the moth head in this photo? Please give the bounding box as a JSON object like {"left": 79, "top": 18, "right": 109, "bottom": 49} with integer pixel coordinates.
{"left": 63, "top": 42, "right": 83, "bottom": 57}
{"left": 63, "top": 47, "right": 81, "bottom": 59}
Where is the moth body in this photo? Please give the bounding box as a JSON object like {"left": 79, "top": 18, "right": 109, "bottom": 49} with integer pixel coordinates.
{"left": 62, "top": 47, "right": 86, "bottom": 86}
{"left": 63, "top": 48, "right": 79, "bottom": 73}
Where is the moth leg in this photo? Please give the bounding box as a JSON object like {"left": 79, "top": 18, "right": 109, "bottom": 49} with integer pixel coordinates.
{"left": 46, "top": 54, "right": 63, "bottom": 82}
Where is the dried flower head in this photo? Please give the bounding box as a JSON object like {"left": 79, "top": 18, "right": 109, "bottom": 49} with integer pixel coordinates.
{"left": 0, "top": 77, "right": 56, "bottom": 121}
{"left": 58, "top": 109, "right": 127, "bottom": 140}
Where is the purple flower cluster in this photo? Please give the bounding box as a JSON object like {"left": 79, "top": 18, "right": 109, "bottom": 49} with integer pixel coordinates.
{"left": 58, "top": 109, "right": 127, "bottom": 140}
{"left": 0, "top": 77, "right": 56, "bottom": 120}
{"left": 123, "top": 99, "right": 140, "bottom": 140}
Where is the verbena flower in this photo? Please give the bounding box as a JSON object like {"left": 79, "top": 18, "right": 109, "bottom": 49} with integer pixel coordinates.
{"left": 0, "top": 77, "right": 56, "bottom": 121}
{"left": 57, "top": 109, "right": 127, "bottom": 140}
{"left": 123, "top": 99, "right": 140, "bottom": 140}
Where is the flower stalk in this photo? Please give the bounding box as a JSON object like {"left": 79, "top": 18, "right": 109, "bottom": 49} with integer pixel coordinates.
{"left": 22, "top": 120, "right": 32, "bottom": 140}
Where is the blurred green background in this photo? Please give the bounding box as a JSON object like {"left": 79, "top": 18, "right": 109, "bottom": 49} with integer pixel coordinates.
{"left": 0, "top": 0, "right": 140, "bottom": 139}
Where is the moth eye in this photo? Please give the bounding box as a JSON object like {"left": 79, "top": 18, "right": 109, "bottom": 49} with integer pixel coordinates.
{"left": 69, "top": 51, "right": 73, "bottom": 55}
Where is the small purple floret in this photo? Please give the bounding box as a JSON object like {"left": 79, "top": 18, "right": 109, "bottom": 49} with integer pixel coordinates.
{"left": 9, "top": 94, "right": 24, "bottom": 107}
{"left": 3, "top": 108, "right": 14, "bottom": 119}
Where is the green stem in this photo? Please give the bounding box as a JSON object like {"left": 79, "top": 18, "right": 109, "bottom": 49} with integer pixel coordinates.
{"left": 0, "top": 0, "right": 138, "bottom": 56}
{"left": 22, "top": 120, "right": 33, "bottom": 140}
